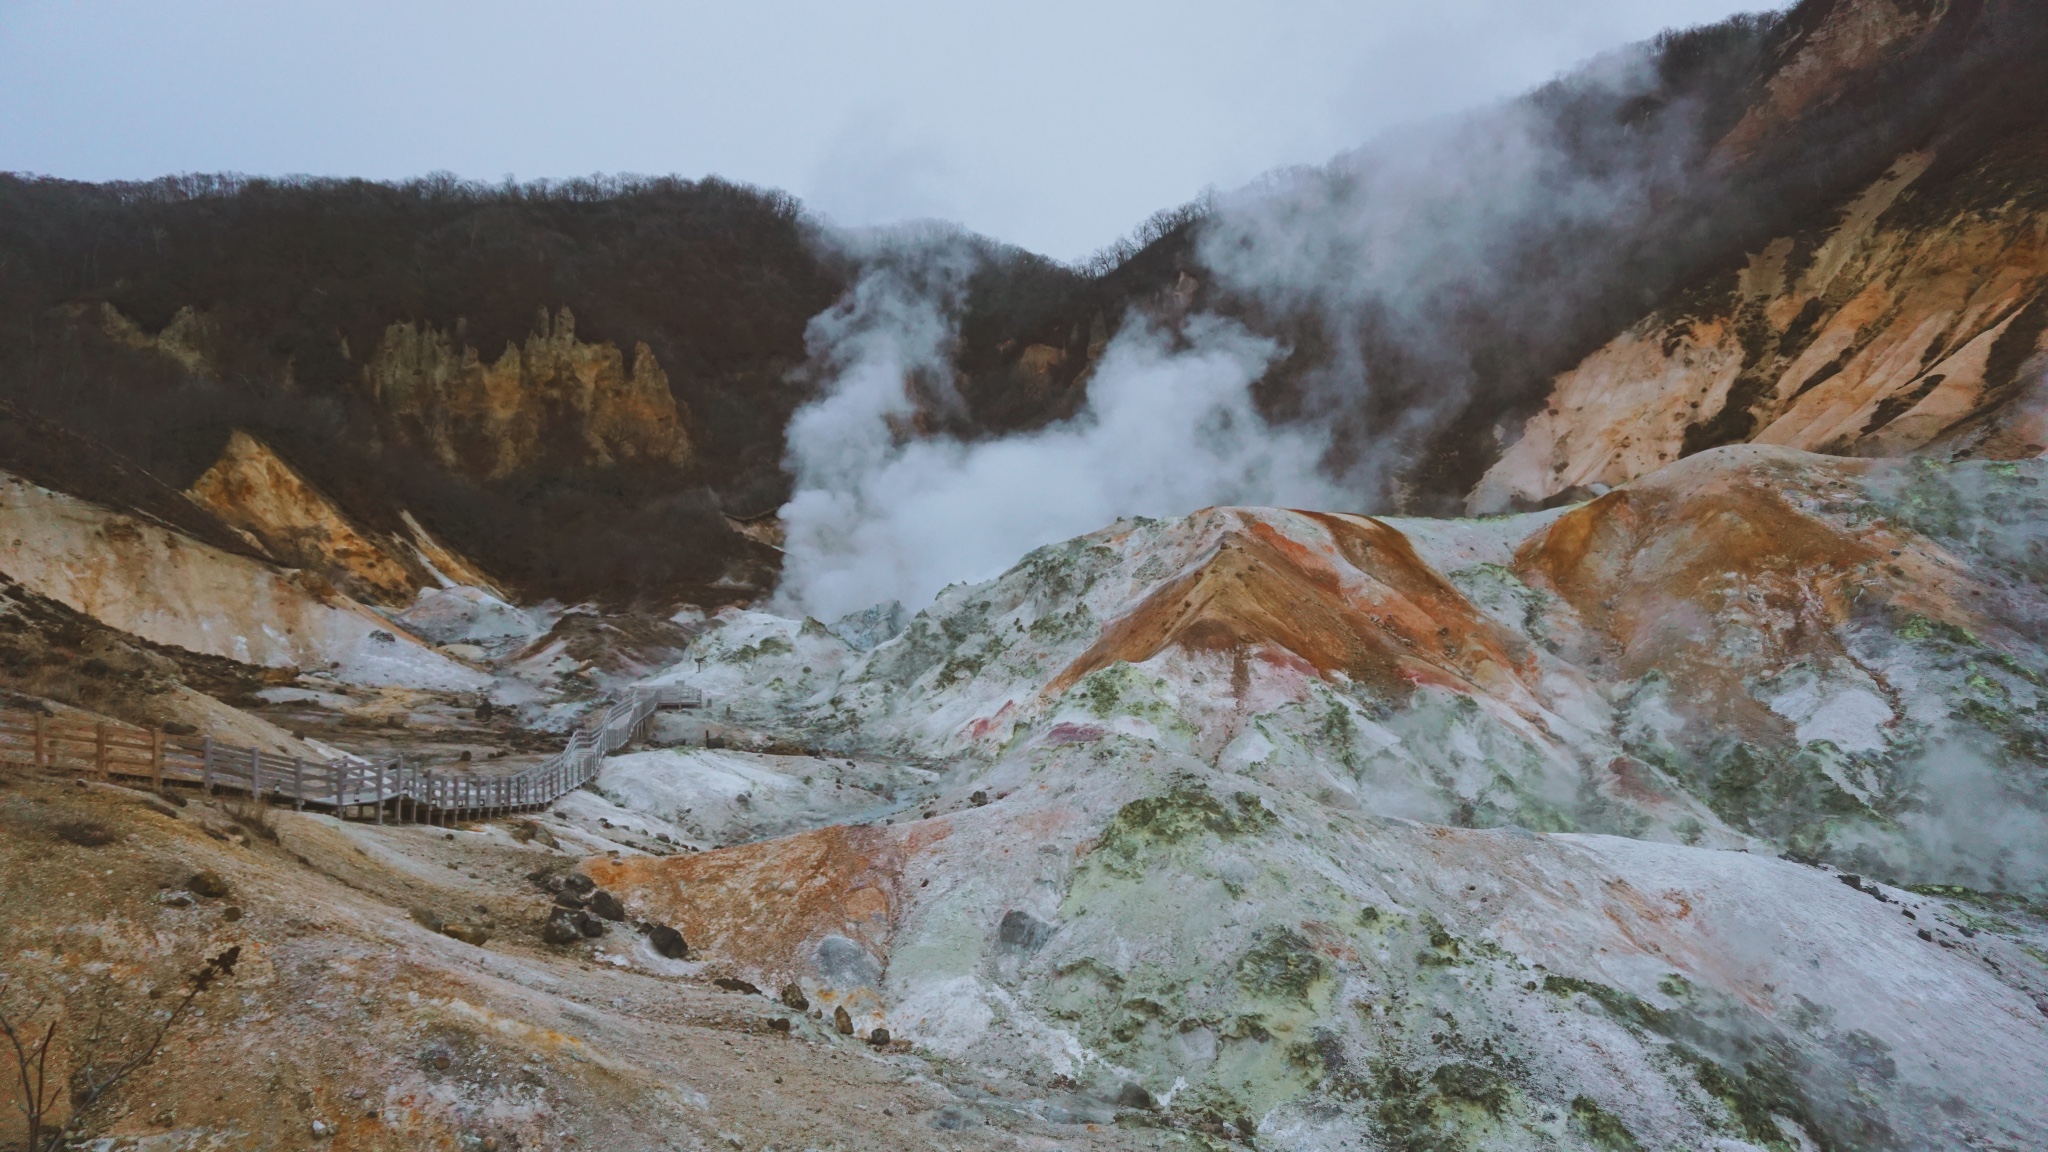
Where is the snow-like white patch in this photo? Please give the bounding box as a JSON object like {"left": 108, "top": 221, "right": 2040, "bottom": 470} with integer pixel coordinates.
{"left": 332, "top": 629, "right": 494, "bottom": 693}
{"left": 396, "top": 585, "right": 544, "bottom": 644}
{"left": 1383, "top": 506, "right": 1573, "bottom": 574}
{"left": 596, "top": 749, "right": 921, "bottom": 846}
{"left": 257, "top": 685, "right": 353, "bottom": 709}
{"left": 1768, "top": 680, "right": 1894, "bottom": 753}
{"left": 889, "top": 974, "right": 998, "bottom": 1054}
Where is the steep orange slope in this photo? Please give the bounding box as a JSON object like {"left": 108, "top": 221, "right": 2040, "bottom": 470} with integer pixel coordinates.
{"left": 1048, "top": 510, "right": 1539, "bottom": 713}
{"left": 188, "top": 431, "right": 504, "bottom": 606}
{"left": 1514, "top": 444, "right": 1996, "bottom": 738}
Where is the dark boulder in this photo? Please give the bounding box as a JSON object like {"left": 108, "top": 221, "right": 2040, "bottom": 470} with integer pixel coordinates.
{"left": 587, "top": 889, "right": 626, "bottom": 921}
{"left": 647, "top": 923, "right": 688, "bottom": 959}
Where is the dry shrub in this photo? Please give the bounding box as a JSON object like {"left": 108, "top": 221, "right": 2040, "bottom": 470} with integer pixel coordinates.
{"left": 52, "top": 820, "right": 113, "bottom": 847}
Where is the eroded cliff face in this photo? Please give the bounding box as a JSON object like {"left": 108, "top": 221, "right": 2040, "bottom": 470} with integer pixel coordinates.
{"left": 1712, "top": 0, "right": 1947, "bottom": 164}
{"left": 365, "top": 307, "right": 691, "bottom": 480}
{"left": 1473, "top": 132, "right": 2048, "bottom": 512}
{"left": 187, "top": 430, "right": 502, "bottom": 607}
{"left": 0, "top": 470, "right": 486, "bottom": 692}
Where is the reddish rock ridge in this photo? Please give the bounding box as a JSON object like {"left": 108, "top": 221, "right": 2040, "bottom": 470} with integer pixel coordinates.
{"left": 1047, "top": 510, "right": 1540, "bottom": 714}
{"left": 1515, "top": 444, "right": 1997, "bottom": 742}
{"left": 583, "top": 820, "right": 951, "bottom": 996}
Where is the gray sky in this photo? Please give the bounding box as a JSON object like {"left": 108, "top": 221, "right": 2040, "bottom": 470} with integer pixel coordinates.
{"left": 0, "top": 0, "right": 1764, "bottom": 261}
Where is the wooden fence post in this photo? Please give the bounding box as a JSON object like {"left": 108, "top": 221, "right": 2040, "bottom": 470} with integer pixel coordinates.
{"left": 334, "top": 761, "right": 345, "bottom": 815}
{"left": 252, "top": 748, "right": 263, "bottom": 806}
{"left": 151, "top": 728, "right": 165, "bottom": 792}
{"left": 375, "top": 760, "right": 386, "bottom": 825}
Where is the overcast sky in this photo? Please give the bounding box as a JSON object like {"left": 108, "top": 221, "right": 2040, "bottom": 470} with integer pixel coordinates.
{"left": 0, "top": 0, "right": 1765, "bottom": 261}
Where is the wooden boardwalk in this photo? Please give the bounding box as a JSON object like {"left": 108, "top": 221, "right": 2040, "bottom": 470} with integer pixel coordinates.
{"left": 0, "top": 686, "right": 702, "bottom": 824}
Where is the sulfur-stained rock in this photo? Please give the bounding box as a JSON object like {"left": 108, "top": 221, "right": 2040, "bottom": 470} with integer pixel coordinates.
{"left": 364, "top": 308, "right": 691, "bottom": 481}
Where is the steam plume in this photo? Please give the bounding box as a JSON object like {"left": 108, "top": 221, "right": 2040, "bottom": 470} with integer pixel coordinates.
{"left": 775, "top": 238, "right": 1343, "bottom": 621}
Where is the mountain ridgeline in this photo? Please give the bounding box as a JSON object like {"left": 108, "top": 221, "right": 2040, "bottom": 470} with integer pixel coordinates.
{"left": 1, "top": 0, "right": 2045, "bottom": 603}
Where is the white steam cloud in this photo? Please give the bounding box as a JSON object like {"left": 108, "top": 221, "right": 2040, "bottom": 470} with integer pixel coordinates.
{"left": 774, "top": 40, "right": 1705, "bottom": 621}
{"left": 775, "top": 250, "right": 1345, "bottom": 621}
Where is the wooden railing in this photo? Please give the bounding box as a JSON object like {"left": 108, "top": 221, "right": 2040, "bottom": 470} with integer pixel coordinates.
{"left": 0, "top": 685, "right": 702, "bottom": 824}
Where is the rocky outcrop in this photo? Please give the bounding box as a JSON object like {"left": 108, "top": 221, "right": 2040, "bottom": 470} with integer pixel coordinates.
{"left": 1473, "top": 129, "right": 2048, "bottom": 513}
{"left": 365, "top": 307, "right": 691, "bottom": 480}
{"left": 186, "top": 430, "right": 502, "bottom": 606}
{"left": 95, "top": 301, "right": 215, "bottom": 375}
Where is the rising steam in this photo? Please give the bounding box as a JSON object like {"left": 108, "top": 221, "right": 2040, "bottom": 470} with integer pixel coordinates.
{"left": 774, "top": 30, "right": 1753, "bottom": 620}
{"left": 775, "top": 241, "right": 1344, "bottom": 621}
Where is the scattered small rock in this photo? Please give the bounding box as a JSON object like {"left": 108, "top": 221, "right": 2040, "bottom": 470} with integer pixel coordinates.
{"left": 542, "top": 913, "right": 583, "bottom": 946}
{"left": 768, "top": 1017, "right": 792, "bottom": 1034}
{"left": 187, "top": 870, "right": 232, "bottom": 899}
{"left": 779, "top": 982, "right": 810, "bottom": 1012}
{"left": 311, "top": 1118, "right": 332, "bottom": 1139}
{"left": 510, "top": 820, "right": 558, "bottom": 848}
{"left": 866, "top": 1027, "right": 891, "bottom": 1047}
{"left": 157, "top": 891, "right": 193, "bottom": 909}
{"left": 425, "top": 1048, "right": 453, "bottom": 1072}
{"left": 647, "top": 923, "right": 688, "bottom": 959}
{"left": 1116, "top": 1083, "right": 1157, "bottom": 1110}
{"left": 441, "top": 922, "right": 491, "bottom": 947}
{"left": 543, "top": 907, "right": 606, "bottom": 943}
{"left": 587, "top": 889, "right": 626, "bottom": 921}
{"left": 970, "top": 790, "right": 988, "bottom": 806}
{"left": 834, "top": 1006, "right": 854, "bottom": 1035}
{"left": 713, "top": 977, "right": 761, "bottom": 995}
